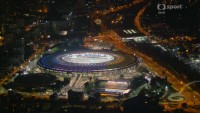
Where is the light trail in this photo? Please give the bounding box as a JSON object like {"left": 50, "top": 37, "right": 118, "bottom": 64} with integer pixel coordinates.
{"left": 180, "top": 80, "right": 200, "bottom": 93}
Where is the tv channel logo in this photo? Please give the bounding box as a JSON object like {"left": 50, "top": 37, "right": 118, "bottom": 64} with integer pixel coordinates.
{"left": 157, "top": 4, "right": 166, "bottom": 11}
{"left": 157, "top": 4, "right": 183, "bottom": 14}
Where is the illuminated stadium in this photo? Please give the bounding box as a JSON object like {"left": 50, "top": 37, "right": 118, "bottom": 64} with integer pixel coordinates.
{"left": 94, "top": 80, "right": 131, "bottom": 97}
{"left": 37, "top": 50, "right": 138, "bottom": 76}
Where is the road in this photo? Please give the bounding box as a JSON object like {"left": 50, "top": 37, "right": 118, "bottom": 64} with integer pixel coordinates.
{"left": 133, "top": 2, "right": 200, "bottom": 112}
{"left": 0, "top": 1, "right": 199, "bottom": 112}
{"left": 86, "top": 2, "right": 200, "bottom": 110}
{"left": 0, "top": 43, "right": 48, "bottom": 86}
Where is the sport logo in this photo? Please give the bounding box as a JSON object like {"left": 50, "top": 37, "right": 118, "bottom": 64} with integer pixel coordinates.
{"left": 157, "top": 3, "right": 183, "bottom": 14}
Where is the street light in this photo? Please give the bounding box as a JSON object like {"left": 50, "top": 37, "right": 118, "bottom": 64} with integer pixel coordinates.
{"left": 165, "top": 86, "right": 168, "bottom": 91}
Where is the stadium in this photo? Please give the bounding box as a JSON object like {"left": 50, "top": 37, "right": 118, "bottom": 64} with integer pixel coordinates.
{"left": 6, "top": 73, "right": 57, "bottom": 92}
{"left": 37, "top": 50, "right": 139, "bottom": 77}
{"left": 94, "top": 79, "right": 131, "bottom": 97}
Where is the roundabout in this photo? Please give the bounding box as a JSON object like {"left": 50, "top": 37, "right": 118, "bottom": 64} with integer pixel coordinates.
{"left": 168, "top": 93, "right": 185, "bottom": 102}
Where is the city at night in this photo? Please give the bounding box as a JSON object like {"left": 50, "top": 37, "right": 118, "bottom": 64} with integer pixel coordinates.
{"left": 0, "top": 0, "right": 199, "bottom": 113}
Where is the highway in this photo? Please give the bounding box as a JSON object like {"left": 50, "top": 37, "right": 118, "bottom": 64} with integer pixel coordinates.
{"left": 85, "top": 27, "right": 200, "bottom": 112}
{"left": 132, "top": 1, "right": 200, "bottom": 112}
{"left": 0, "top": 43, "right": 48, "bottom": 86}
{"left": 0, "top": 1, "right": 199, "bottom": 112}
{"left": 87, "top": 2, "right": 200, "bottom": 111}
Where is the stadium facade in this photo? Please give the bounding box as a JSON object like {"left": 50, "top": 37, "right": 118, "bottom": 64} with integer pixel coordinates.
{"left": 37, "top": 50, "right": 139, "bottom": 78}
